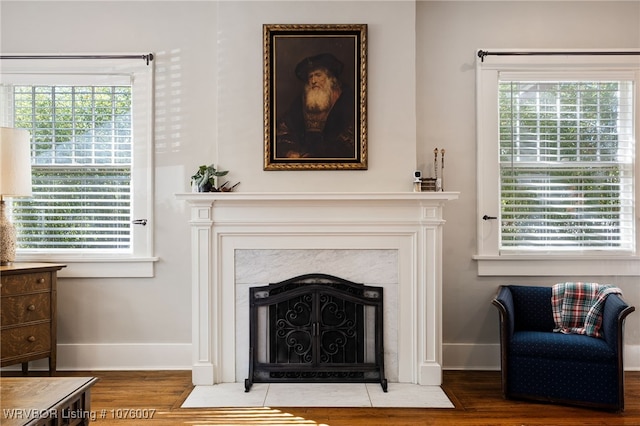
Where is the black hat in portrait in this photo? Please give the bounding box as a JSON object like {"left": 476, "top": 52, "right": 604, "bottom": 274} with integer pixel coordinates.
{"left": 294, "top": 53, "right": 344, "bottom": 81}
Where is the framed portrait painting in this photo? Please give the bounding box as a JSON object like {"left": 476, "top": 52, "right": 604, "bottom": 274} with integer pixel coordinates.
{"left": 263, "top": 24, "right": 368, "bottom": 170}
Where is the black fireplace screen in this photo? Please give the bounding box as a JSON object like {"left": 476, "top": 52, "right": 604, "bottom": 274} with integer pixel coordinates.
{"left": 245, "top": 273, "right": 387, "bottom": 392}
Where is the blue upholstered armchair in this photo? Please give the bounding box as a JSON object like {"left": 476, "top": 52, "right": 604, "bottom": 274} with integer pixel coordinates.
{"left": 492, "top": 285, "right": 635, "bottom": 412}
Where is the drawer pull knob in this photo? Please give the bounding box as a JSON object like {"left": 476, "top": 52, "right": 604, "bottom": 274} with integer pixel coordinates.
{"left": 27, "top": 336, "right": 36, "bottom": 342}
{"left": 27, "top": 304, "right": 36, "bottom": 311}
{"left": 37, "top": 278, "right": 45, "bottom": 284}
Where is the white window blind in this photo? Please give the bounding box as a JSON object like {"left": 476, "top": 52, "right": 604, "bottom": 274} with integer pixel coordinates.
{"left": 11, "top": 84, "right": 133, "bottom": 251}
{"left": 498, "top": 78, "right": 635, "bottom": 252}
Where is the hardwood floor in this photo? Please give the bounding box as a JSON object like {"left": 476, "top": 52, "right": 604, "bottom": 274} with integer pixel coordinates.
{"left": 2, "top": 370, "right": 639, "bottom": 425}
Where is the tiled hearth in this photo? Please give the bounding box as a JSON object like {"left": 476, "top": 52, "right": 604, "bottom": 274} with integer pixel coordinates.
{"left": 182, "top": 382, "right": 455, "bottom": 408}
{"left": 177, "top": 192, "right": 458, "bottom": 387}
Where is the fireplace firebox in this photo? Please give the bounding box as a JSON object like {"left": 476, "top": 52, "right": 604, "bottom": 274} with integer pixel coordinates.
{"left": 245, "top": 273, "right": 388, "bottom": 392}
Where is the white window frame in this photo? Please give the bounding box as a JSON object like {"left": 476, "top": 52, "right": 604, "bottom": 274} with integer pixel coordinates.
{"left": 0, "top": 56, "right": 157, "bottom": 278}
{"left": 474, "top": 50, "right": 640, "bottom": 276}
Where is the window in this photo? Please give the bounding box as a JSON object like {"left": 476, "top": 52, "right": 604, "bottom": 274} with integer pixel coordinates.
{"left": 475, "top": 51, "right": 640, "bottom": 276}
{"left": 500, "top": 80, "right": 634, "bottom": 251}
{"left": 13, "top": 85, "right": 133, "bottom": 250}
{"left": 0, "top": 56, "right": 156, "bottom": 277}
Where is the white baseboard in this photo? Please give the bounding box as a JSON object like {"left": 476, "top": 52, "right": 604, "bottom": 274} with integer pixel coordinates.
{"left": 442, "top": 343, "right": 640, "bottom": 371}
{"left": 2, "top": 343, "right": 192, "bottom": 371}
{"left": 5, "top": 343, "right": 638, "bottom": 372}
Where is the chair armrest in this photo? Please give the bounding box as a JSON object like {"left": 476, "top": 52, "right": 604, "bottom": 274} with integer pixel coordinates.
{"left": 492, "top": 286, "right": 515, "bottom": 340}
{"left": 601, "top": 293, "right": 635, "bottom": 352}
{"left": 492, "top": 286, "right": 514, "bottom": 396}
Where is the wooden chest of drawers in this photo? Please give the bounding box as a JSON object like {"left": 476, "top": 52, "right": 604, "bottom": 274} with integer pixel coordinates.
{"left": 1, "top": 263, "right": 65, "bottom": 375}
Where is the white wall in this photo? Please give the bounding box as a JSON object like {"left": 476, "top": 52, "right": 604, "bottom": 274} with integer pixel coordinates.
{"left": 215, "top": 1, "right": 417, "bottom": 191}
{"left": 1, "top": 0, "right": 219, "bottom": 369}
{"left": 1, "top": 0, "right": 638, "bottom": 371}
{"left": 417, "top": 0, "right": 640, "bottom": 369}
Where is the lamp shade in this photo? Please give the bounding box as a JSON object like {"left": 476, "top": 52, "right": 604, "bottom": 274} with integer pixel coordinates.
{"left": 0, "top": 127, "right": 32, "bottom": 197}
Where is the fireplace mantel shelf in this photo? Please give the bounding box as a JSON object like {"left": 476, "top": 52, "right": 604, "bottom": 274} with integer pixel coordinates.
{"left": 176, "top": 191, "right": 459, "bottom": 202}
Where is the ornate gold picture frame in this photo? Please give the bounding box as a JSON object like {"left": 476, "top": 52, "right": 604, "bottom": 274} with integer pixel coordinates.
{"left": 263, "top": 24, "right": 368, "bottom": 170}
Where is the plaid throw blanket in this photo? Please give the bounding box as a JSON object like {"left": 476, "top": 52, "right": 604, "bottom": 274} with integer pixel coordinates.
{"left": 552, "top": 282, "right": 622, "bottom": 338}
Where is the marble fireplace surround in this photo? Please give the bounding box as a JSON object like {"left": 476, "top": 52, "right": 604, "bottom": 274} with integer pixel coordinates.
{"left": 177, "top": 192, "right": 458, "bottom": 386}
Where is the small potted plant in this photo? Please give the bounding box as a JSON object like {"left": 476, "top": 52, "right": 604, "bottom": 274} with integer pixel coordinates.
{"left": 191, "top": 164, "right": 229, "bottom": 192}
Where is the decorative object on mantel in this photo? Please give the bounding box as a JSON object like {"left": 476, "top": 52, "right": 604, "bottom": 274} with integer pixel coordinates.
{"left": 0, "top": 127, "right": 33, "bottom": 265}
{"left": 413, "top": 148, "right": 446, "bottom": 192}
{"left": 190, "top": 164, "right": 239, "bottom": 192}
{"left": 441, "top": 148, "right": 445, "bottom": 191}
{"left": 419, "top": 178, "right": 437, "bottom": 192}
{"left": 413, "top": 170, "right": 422, "bottom": 192}
{"left": 218, "top": 181, "right": 241, "bottom": 192}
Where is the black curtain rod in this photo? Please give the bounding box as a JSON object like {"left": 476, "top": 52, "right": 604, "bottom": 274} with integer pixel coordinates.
{"left": 0, "top": 53, "right": 154, "bottom": 65}
{"left": 477, "top": 50, "right": 640, "bottom": 62}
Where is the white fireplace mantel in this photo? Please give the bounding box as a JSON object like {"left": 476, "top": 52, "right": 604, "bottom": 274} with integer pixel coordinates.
{"left": 176, "top": 192, "right": 459, "bottom": 386}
